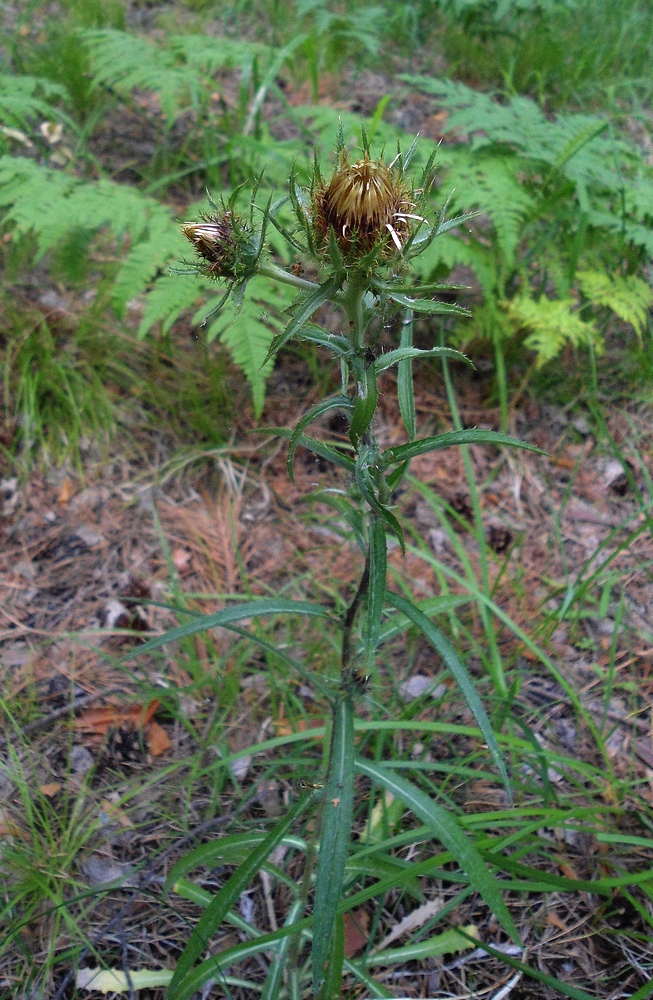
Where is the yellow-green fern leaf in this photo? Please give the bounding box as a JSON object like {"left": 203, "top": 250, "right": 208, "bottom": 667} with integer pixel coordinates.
{"left": 577, "top": 269, "right": 653, "bottom": 338}
{"left": 508, "top": 294, "right": 600, "bottom": 366}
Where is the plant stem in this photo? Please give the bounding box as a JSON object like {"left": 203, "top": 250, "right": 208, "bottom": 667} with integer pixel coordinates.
{"left": 257, "top": 261, "right": 320, "bottom": 292}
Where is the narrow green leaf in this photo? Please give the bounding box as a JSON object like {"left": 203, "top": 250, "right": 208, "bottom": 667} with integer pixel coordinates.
{"left": 297, "top": 324, "right": 351, "bottom": 356}
{"left": 317, "top": 913, "right": 345, "bottom": 1000}
{"left": 263, "top": 275, "right": 342, "bottom": 364}
{"left": 265, "top": 427, "right": 355, "bottom": 473}
{"left": 388, "top": 290, "right": 470, "bottom": 316}
{"left": 313, "top": 696, "right": 355, "bottom": 996}
{"left": 287, "top": 395, "right": 352, "bottom": 481}
{"left": 375, "top": 595, "right": 470, "bottom": 644}
{"left": 349, "top": 363, "right": 379, "bottom": 448}
{"left": 375, "top": 280, "right": 469, "bottom": 296}
{"left": 397, "top": 311, "right": 415, "bottom": 441}
{"left": 121, "top": 598, "right": 331, "bottom": 661}
{"left": 166, "top": 833, "right": 307, "bottom": 890}
{"left": 385, "top": 460, "right": 409, "bottom": 494}
{"left": 387, "top": 592, "right": 511, "bottom": 800}
{"left": 363, "top": 518, "right": 387, "bottom": 676}
{"left": 170, "top": 922, "right": 311, "bottom": 1000}
{"left": 355, "top": 758, "right": 519, "bottom": 943}
{"left": 166, "top": 790, "right": 315, "bottom": 999}
{"left": 385, "top": 428, "right": 545, "bottom": 464}
{"left": 374, "top": 345, "right": 471, "bottom": 374}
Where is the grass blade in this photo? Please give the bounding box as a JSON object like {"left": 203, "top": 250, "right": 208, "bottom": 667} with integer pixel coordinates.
{"left": 312, "top": 695, "right": 355, "bottom": 996}
{"left": 355, "top": 758, "right": 519, "bottom": 943}
{"left": 166, "top": 790, "right": 316, "bottom": 999}
{"left": 261, "top": 900, "right": 304, "bottom": 1000}
{"left": 386, "top": 592, "right": 511, "bottom": 800}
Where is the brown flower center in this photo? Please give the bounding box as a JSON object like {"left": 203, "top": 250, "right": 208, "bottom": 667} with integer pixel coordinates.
{"left": 314, "top": 155, "right": 412, "bottom": 256}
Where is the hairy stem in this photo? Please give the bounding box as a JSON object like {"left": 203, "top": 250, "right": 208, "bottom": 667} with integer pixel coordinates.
{"left": 257, "top": 261, "right": 320, "bottom": 292}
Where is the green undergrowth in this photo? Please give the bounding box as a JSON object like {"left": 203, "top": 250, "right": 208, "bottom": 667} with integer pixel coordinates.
{"left": 0, "top": 0, "right": 652, "bottom": 456}
{"left": 1, "top": 2, "right": 653, "bottom": 998}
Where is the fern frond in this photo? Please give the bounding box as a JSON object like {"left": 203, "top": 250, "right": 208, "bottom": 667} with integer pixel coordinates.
{"left": 577, "top": 269, "right": 653, "bottom": 337}
{"left": 439, "top": 149, "right": 532, "bottom": 265}
{"left": 204, "top": 277, "right": 296, "bottom": 416}
{"left": 0, "top": 75, "right": 68, "bottom": 131}
{"left": 81, "top": 29, "right": 202, "bottom": 118}
{"left": 413, "top": 230, "right": 498, "bottom": 296}
{"left": 401, "top": 75, "right": 642, "bottom": 198}
{"left": 111, "top": 209, "right": 184, "bottom": 313}
{"left": 0, "top": 156, "right": 181, "bottom": 306}
{"left": 169, "top": 34, "right": 272, "bottom": 75}
{"left": 137, "top": 272, "right": 214, "bottom": 338}
{"left": 508, "top": 293, "right": 600, "bottom": 365}
{"left": 586, "top": 209, "right": 653, "bottom": 257}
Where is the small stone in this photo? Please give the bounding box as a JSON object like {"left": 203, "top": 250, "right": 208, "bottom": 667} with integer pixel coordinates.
{"left": 13, "top": 560, "right": 35, "bottom": 581}
{"left": 84, "top": 856, "right": 137, "bottom": 887}
{"left": 398, "top": 675, "right": 446, "bottom": 702}
{"left": 69, "top": 745, "right": 94, "bottom": 775}
{"left": 104, "top": 599, "right": 129, "bottom": 628}
{"left": 73, "top": 525, "right": 103, "bottom": 548}
{"left": 230, "top": 755, "right": 251, "bottom": 782}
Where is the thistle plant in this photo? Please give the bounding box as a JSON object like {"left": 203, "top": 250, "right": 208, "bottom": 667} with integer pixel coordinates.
{"left": 138, "top": 128, "right": 540, "bottom": 999}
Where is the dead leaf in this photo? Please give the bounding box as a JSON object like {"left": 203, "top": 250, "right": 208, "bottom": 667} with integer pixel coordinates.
{"left": 374, "top": 898, "right": 444, "bottom": 952}
{"left": 547, "top": 912, "right": 570, "bottom": 932}
{"left": 145, "top": 721, "right": 171, "bottom": 757}
{"left": 274, "top": 715, "right": 325, "bottom": 738}
{"left": 343, "top": 909, "right": 369, "bottom": 958}
{"left": 171, "top": 547, "right": 192, "bottom": 573}
{"left": 39, "top": 782, "right": 61, "bottom": 797}
{"left": 75, "top": 699, "right": 160, "bottom": 735}
{"left": 57, "top": 478, "right": 76, "bottom": 505}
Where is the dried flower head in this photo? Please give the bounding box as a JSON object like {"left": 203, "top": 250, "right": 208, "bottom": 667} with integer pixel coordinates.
{"left": 312, "top": 153, "right": 421, "bottom": 260}
{"left": 181, "top": 209, "right": 257, "bottom": 282}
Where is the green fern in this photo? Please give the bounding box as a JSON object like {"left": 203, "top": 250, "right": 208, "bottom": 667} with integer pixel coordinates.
{"left": 577, "top": 269, "right": 653, "bottom": 338}
{"left": 400, "top": 75, "right": 648, "bottom": 212}
{"left": 414, "top": 231, "right": 498, "bottom": 296}
{"left": 168, "top": 34, "right": 272, "bottom": 76}
{"left": 137, "top": 273, "right": 214, "bottom": 339}
{"left": 81, "top": 29, "right": 205, "bottom": 119}
{"left": 201, "top": 278, "right": 297, "bottom": 417}
{"left": 438, "top": 149, "right": 532, "bottom": 266}
{"left": 0, "top": 75, "right": 68, "bottom": 132}
{"left": 507, "top": 293, "right": 601, "bottom": 365}
{"left": 0, "top": 156, "right": 183, "bottom": 311}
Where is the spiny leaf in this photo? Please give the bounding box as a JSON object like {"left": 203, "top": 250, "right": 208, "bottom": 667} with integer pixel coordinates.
{"left": 120, "top": 598, "right": 332, "bottom": 661}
